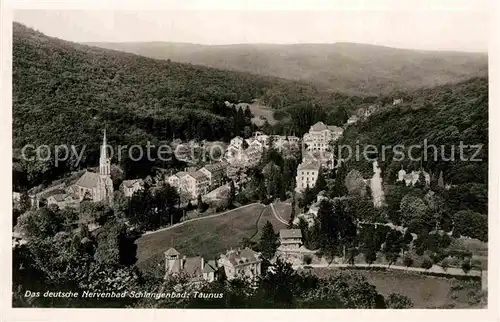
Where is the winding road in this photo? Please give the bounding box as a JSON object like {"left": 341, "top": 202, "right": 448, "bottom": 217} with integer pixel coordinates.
{"left": 292, "top": 263, "right": 483, "bottom": 278}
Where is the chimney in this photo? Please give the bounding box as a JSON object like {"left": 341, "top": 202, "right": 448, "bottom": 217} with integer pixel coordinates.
{"left": 201, "top": 257, "right": 204, "bottom": 271}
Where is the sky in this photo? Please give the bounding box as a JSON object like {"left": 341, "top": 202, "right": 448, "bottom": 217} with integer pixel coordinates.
{"left": 13, "top": 1, "right": 489, "bottom": 52}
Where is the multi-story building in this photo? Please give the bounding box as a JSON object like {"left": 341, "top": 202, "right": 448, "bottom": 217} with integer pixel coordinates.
{"left": 295, "top": 160, "right": 321, "bottom": 191}
{"left": 167, "top": 171, "right": 188, "bottom": 188}
{"left": 218, "top": 248, "right": 262, "bottom": 281}
{"left": 164, "top": 247, "right": 218, "bottom": 283}
{"left": 303, "top": 122, "right": 343, "bottom": 152}
{"left": 230, "top": 136, "right": 244, "bottom": 149}
{"left": 120, "top": 179, "right": 144, "bottom": 197}
{"left": 278, "top": 229, "right": 302, "bottom": 250}
{"left": 182, "top": 170, "right": 210, "bottom": 198}
{"left": 199, "top": 161, "right": 228, "bottom": 188}
{"left": 46, "top": 193, "right": 79, "bottom": 209}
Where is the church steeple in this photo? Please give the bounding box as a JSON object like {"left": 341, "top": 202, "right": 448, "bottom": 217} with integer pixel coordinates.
{"left": 99, "top": 128, "right": 110, "bottom": 176}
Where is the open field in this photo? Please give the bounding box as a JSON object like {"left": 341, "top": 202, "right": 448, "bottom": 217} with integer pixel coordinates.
{"left": 135, "top": 203, "right": 266, "bottom": 269}
{"left": 305, "top": 268, "right": 485, "bottom": 308}
{"left": 248, "top": 102, "right": 279, "bottom": 126}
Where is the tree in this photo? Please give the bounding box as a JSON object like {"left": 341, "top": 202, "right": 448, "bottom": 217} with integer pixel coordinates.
{"left": 259, "top": 221, "right": 278, "bottom": 260}
{"left": 383, "top": 230, "right": 403, "bottom": 266}
{"left": 438, "top": 170, "right": 445, "bottom": 188}
{"left": 461, "top": 258, "right": 472, "bottom": 274}
{"left": 288, "top": 194, "right": 297, "bottom": 228}
{"left": 399, "top": 194, "right": 428, "bottom": 226}
{"left": 385, "top": 293, "right": 413, "bottom": 309}
{"left": 315, "top": 167, "right": 327, "bottom": 193}
{"left": 441, "top": 258, "right": 450, "bottom": 271}
{"left": 228, "top": 180, "right": 236, "bottom": 206}
{"left": 364, "top": 249, "right": 377, "bottom": 266}
{"left": 403, "top": 254, "right": 414, "bottom": 269}
{"left": 421, "top": 255, "right": 433, "bottom": 270}
{"left": 344, "top": 169, "right": 366, "bottom": 196}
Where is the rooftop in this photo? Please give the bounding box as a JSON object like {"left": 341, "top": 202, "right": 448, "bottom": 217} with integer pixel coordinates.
{"left": 280, "top": 229, "right": 302, "bottom": 239}
{"left": 297, "top": 160, "right": 321, "bottom": 171}
{"left": 202, "top": 161, "right": 228, "bottom": 172}
{"left": 122, "top": 179, "right": 144, "bottom": 188}
{"left": 220, "top": 248, "right": 261, "bottom": 267}
{"left": 74, "top": 171, "right": 100, "bottom": 189}
{"left": 187, "top": 170, "right": 209, "bottom": 181}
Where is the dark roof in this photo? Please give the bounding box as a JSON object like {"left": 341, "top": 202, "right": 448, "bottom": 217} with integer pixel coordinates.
{"left": 182, "top": 257, "right": 203, "bottom": 277}
{"left": 280, "top": 229, "right": 302, "bottom": 239}
{"left": 122, "top": 179, "right": 144, "bottom": 188}
{"left": 203, "top": 260, "right": 217, "bottom": 273}
{"left": 202, "top": 162, "right": 228, "bottom": 172}
{"left": 74, "top": 171, "right": 100, "bottom": 189}
{"left": 49, "top": 194, "right": 67, "bottom": 202}
{"left": 188, "top": 171, "right": 208, "bottom": 181}
{"left": 165, "top": 247, "right": 180, "bottom": 256}
{"left": 222, "top": 248, "right": 261, "bottom": 266}
{"left": 310, "top": 122, "right": 328, "bottom": 131}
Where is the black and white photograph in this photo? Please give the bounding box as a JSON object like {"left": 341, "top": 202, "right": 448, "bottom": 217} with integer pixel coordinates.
{"left": 2, "top": 0, "right": 497, "bottom": 317}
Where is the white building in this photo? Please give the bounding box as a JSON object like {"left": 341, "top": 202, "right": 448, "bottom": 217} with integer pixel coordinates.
{"left": 303, "top": 122, "right": 343, "bottom": 152}
{"left": 182, "top": 171, "right": 210, "bottom": 199}
{"left": 199, "top": 161, "right": 228, "bottom": 188}
{"left": 397, "top": 168, "right": 431, "bottom": 186}
{"left": 295, "top": 160, "right": 321, "bottom": 191}
{"left": 120, "top": 179, "right": 144, "bottom": 197}
{"left": 230, "top": 136, "right": 244, "bottom": 149}
{"left": 218, "top": 248, "right": 262, "bottom": 281}
{"left": 167, "top": 171, "right": 188, "bottom": 188}
{"left": 164, "top": 248, "right": 218, "bottom": 283}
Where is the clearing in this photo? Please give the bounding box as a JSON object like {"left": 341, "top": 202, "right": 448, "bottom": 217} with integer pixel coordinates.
{"left": 247, "top": 102, "right": 279, "bottom": 126}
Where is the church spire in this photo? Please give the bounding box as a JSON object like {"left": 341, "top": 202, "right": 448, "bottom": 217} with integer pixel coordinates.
{"left": 99, "top": 128, "right": 110, "bottom": 176}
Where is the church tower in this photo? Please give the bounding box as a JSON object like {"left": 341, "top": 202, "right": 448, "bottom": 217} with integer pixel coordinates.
{"left": 100, "top": 128, "right": 111, "bottom": 176}
{"left": 97, "top": 128, "right": 114, "bottom": 203}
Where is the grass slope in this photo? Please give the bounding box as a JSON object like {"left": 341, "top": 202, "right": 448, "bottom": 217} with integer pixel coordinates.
{"left": 135, "top": 204, "right": 267, "bottom": 267}
{"left": 88, "top": 41, "right": 488, "bottom": 96}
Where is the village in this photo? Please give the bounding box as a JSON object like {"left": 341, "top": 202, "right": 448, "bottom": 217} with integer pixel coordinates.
{"left": 12, "top": 99, "right": 467, "bottom": 288}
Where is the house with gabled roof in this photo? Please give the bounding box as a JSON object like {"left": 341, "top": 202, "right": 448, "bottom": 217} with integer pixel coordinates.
{"left": 120, "top": 179, "right": 144, "bottom": 197}
{"left": 199, "top": 161, "right": 228, "bottom": 188}
{"left": 218, "top": 248, "right": 262, "bottom": 281}
{"left": 164, "top": 247, "right": 219, "bottom": 283}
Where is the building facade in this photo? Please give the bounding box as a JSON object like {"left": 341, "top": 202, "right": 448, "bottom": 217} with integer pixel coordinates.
{"left": 199, "top": 161, "right": 228, "bottom": 188}
{"left": 218, "top": 248, "right": 262, "bottom": 281}
{"left": 120, "top": 179, "right": 144, "bottom": 197}
{"left": 69, "top": 130, "right": 114, "bottom": 203}
{"left": 164, "top": 247, "right": 218, "bottom": 283}
{"left": 303, "top": 122, "right": 343, "bottom": 152}
{"left": 295, "top": 160, "right": 321, "bottom": 191}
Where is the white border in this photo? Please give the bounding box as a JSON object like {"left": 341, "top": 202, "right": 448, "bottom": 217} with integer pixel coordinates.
{"left": 1, "top": 1, "right": 498, "bottom": 321}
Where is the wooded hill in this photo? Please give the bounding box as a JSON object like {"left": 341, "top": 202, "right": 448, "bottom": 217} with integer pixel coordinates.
{"left": 12, "top": 22, "right": 354, "bottom": 188}
{"left": 87, "top": 41, "right": 488, "bottom": 96}
{"left": 337, "top": 76, "right": 487, "bottom": 192}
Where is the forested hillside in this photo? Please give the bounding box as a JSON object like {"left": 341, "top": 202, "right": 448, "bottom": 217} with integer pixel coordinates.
{"left": 12, "top": 23, "right": 353, "bottom": 188}
{"left": 88, "top": 41, "right": 488, "bottom": 96}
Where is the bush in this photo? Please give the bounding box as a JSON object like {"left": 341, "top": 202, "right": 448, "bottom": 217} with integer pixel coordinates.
{"left": 421, "top": 255, "right": 433, "bottom": 270}
{"left": 403, "top": 255, "right": 414, "bottom": 268}
{"left": 461, "top": 259, "right": 472, "bottom": 274}
{"left": 441, "top": 258, "right": 450, "bottom": 271}
{"left": 385, "top": 293, "right": 414, "bottom": 309}
{"left": 303, "top": 255, "right": 313, "bottom": 265}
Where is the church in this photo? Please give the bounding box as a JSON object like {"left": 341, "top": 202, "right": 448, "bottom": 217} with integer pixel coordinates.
{"left": 42, "top": 129, "right": 114, "bottom": 209}
{"left": 68, "top": 129, "right": 114, "bottom": 203}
